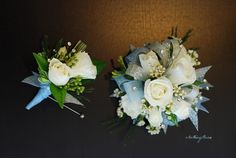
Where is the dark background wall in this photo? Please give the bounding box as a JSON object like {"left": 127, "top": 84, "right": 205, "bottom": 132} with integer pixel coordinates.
{"left": 1, "top": 0, "right": 236, "bottom": 158}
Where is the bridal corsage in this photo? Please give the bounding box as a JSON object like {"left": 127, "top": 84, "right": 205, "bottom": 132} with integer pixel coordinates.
{"left": 22, "top": 37, "right": 105, "bottom": 117}
{"left": 110, "top": 29, "right": 212, "bottom": 134}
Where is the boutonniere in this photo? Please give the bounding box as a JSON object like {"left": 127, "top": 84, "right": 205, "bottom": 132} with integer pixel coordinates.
{"left": 22, "top": 37, "right": 106, "bottom": 118}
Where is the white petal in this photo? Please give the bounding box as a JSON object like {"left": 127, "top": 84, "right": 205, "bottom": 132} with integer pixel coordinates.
{"left": 172, "top": 98, "right": 191, "bottom": 120}
{"left": 139, "top": 50, "right": 160, "bottom": 75}
{"left": 126, "top": 63, "right": 148, "bottom": 81}
{"left": 144, "top": 77, "right": 173, "bottom": 108}
{"left": 166, "top": 57, "right": 196, "bottom": 85}
{"left": 70, "top": 52, "right": 97, "bottom": 79}
{"left": 121, "top": 95, "right": 142, "bottom": 119}
{"left": 48, "top": 58, "right": 71, "bottom": 86}
{"left": 147, "top": 107, "right": 163, "bottom": 128}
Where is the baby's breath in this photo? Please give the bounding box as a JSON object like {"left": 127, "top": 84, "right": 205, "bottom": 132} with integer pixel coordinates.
{"left": 149, "top": 64, "right": 166, "bottom": 78}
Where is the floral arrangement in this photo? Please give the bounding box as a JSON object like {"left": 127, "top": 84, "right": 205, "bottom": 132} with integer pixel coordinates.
{"left": 110, "top": 29, "right": 212, "bottom": 135}
{"left": 22, "top": 37, "right": 105, "bottom": 117}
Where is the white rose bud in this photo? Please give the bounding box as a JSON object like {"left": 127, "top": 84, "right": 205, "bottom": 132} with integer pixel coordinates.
{"left": 171, "top": 98, "right": 191, "bottom": 120}
{"left": 70, "top": 52, "right": 97, "bottom": 79}
{"left": 58, "top": 46, "right": 67, "bottom": 57}
{"left": 48, "top": 58, "right": 71, "bottom": 86}
{"left": 144, "top": 77, "right": 173, "bottom": 108}
{"left": 147, "top": 107, "right": 163, "bottom": 128}
{"left": 166, "top": 46, "right": 196, "bottom": 85}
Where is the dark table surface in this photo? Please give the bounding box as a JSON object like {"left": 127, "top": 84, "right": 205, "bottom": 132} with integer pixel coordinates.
{"left": 1, "top": 0, "right": 236, "bottom": 158}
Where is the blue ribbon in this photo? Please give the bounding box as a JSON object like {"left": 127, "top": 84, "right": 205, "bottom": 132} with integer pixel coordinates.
{"left": 114, "top": 75, "right": 144, "bottom": 104}
{"left": 25, "top": 84, "right": 51, "bottom": 110}
{"left": 125, "top": 47, "right": 149, "bottom": 64}
{"left": 122, "top": 80, "right": 144, "bottom": 104}
{"left": 113, "top": 76, "right": 131, "bottom": 91}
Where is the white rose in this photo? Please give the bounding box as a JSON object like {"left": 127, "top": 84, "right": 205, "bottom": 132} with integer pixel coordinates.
{"left": 48, "top": 58, "right": 71, "bottom": 86}
{"left": 139, "top": 50, "right": 160, "bottom": 75}
{"left": 147, "top": 107, "right": 163, "bottom": 128}
{"left": 120, "top": 95, "right": 142, "bottom": 119}
{"left": 144, "top": 77, "right": 173, "bottom": 108}
{"left": 70, "top": 52, "right": 97, "bottom": 79}
{"left": 171, "top": 98, "right": 191, "bottom": 120}
{"left": 166, "top": 46, "right": 196, "bottom": 85}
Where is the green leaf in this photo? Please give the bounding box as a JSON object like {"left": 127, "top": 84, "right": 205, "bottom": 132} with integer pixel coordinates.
{"left": 117, "top": 56, "right": 126, "bottom": 70}
{"left": 50, "top": 83, "right": 66, "bottom": 108}
{"left": 170, "top": 26, "right": 178, "bottom": 37}
{"left": 81, "top": 79, "right": 93, "bottom": 85}
{"left": 55, "top": 38, "right": 64, "bottom": 52}
{"left": 193, "top": 80, "right": 204, "bottom": 86}
{"left": 133, "top": 115, "right": 144, "bottom": 125}
{"left": 169, "top": 42, "right": 173, "bottom": 58}
{"left": 171, "top": 27, "right": 174, "bottom": 36}
{"left": 33, "top": 53, "right": 48, "bottom": 71}
{"left": 38, "top": 77, "right": 50, "bottom": 84}
{"left": 184, "top": 85, "right": 193, "bottom": 89}
{"left": 42, "top": 35, "right": 49, "bottom": 54}
{"left": 92, "top": 59, "right": 106, "bottom": 75}
{"left": 174, "top": 26, "right": 178, "bottom": 37}
{"left": 111, "top": 70, "right": 125, "bottom": 78}
{"left": 124, "top": 74, "right": 134, "bottom": 80}
{"left": 181, "top": 29, "right": 193, "bottom": 44}
{"left": 169, "top": 113, "right": 179, "bottom": 126}
{"left": 189, "top": 47, "right": 200, "bottom": 51}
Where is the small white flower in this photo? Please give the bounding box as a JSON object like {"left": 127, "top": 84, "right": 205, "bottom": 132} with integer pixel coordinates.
{"left": 110, "top": 88, "right": 122, "bottom": 98}
{"left": 70, "top": 52, "right": 97, "bottom": 79}
{"left": 48, "top": 58, "right": 71, "bottom": 86}
{"left": 146, "top": 126, "right": 160, "bottom": 135}
{"left": 116, "top": 106, "right": 124, "bottom": 118}
{"left": 137, "top": 120, "right": 145, "bottom": 126}
{"left": 146, "top": 107, "right": 163, "bottom": 128}
{"left": 144, "top": 77, "right": 173, "bottom": 108}
{"left": 171, "top": 98, "right": 191, "bottom": 120}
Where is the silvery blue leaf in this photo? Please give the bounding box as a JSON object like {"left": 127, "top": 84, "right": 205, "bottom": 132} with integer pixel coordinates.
{"left": 145, "top": 41, "right": 162, "bottom": 52}
{"left": 195, "top": 103, "right": 209, "bottom": 113}
{"left": 125, "top": 47, "right": 149, "bottom": 64}
{"left": 162, "top": 124, "right": 168, "bottom": 134}
{"left": 32, "top": 71, "right": 39, "bottom": 76}
{"left": 25, "top": 84, "right": 51, "bottom": 110}
{"left": 196, "top": 66, "right": 212, "bottom": 80}
{"left": 129, "top": 44, "right": 136, "bottom": 51}
{"left": 122, "top": 80, "right": 144, "bottom": 104}
{"left": 22, "top": 75, "right": 40, "bottom": 87}
{"left": 113, "top": 76, "right": 131, "bottom": 91}
{"left": 200, "top": 96, "right": 210, "bottom": 103}
{"left": 189, "top": 108, "right": 199, "bottom": 131}
{"left": 195, "top": 96, "right": 209, "bottom": 113}
{"left": 64, "top": 93, "right": 84, "bottom": 106}
{"left": 146, "top": 41, "right": 170, "bottom": 66}
{"left": 125, "top": 63, "right": 148, "bottom": 81}
{"left": 198, "top": 82, "right": 214, "bottom": 89}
